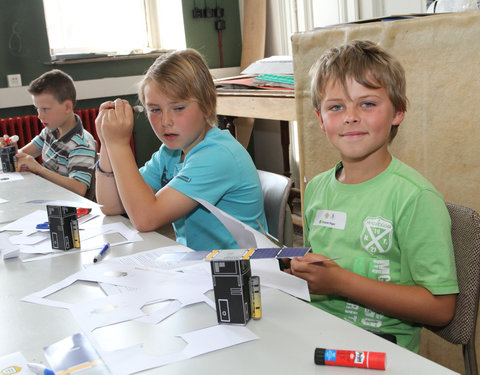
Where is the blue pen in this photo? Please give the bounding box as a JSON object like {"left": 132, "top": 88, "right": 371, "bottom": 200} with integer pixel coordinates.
{"left": 27, "top": 363, "right": 55, "bottom": 375}
{"left": 36, "top": 221, "right": 49, "bottom": 230}
{"left": 93, "top": 243, "right": 110, "bottom": 263}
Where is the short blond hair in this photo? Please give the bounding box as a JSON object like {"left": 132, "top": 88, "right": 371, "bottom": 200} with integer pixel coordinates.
{"left": 310, "top": 40, "right": 407, "bottom": 141}
{"left": 139, "top": 49, "right": 217, "bottom": 126}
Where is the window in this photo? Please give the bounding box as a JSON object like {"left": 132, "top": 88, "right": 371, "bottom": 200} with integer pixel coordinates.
{"left": 43, "top": 0, "right": 185, "bottom": 58}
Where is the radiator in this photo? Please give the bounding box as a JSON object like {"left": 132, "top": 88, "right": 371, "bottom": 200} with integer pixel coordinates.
{"left": 0, "top": 115, "right": 41, "bottom": 149}
{"left": 0, "top": 108, "right": 135, "bottom": 156}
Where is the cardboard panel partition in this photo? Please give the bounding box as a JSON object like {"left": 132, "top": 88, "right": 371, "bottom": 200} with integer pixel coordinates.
{"left": 292, "top": 11, "right": 480, "bottom": 215}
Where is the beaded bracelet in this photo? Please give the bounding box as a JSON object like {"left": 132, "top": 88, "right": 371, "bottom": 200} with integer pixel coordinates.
{"left": 95, "top": 160, "right": 114, "bottom": 177}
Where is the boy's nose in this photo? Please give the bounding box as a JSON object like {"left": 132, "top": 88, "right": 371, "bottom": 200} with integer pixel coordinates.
{"left": 344, "top": 109, "right": 359, "bottom": 124}
{"left": 161, "top": 113, "right": 172, "bottom": 127}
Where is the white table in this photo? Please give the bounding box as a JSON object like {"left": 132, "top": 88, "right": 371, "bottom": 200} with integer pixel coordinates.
{"left": 0, "top": 172, "right": 459, "bottom": 374}
{"left": 0, "top": 172, "right": 97, "bottom": 224}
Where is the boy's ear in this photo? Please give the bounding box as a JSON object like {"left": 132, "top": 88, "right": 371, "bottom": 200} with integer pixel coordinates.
{"left": 315, "top": 109, "right": 325, "bottom": 131}
{"left": 392, "top": 110, "right": 405, "bottom": 126}
{"left": 63, "top": 100, "right": 74, "bottom": 112}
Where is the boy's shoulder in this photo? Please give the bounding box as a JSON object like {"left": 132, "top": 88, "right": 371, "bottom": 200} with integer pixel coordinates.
{"left": 190, "top": 127, "right": 247, "bottom": 158}
{"left": 61, "top": 116, "right": 96, "bottom": 150}
{"left": 306, "top": 158, "right": 438, "bottom": 193}
{"left": 388, "top": 157, "right": 438, "bottom": 192}
{"left": 308, "top": 163, "right": 339, "bottom": 185}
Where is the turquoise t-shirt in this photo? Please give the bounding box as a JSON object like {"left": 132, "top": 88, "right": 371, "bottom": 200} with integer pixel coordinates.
{"left": 140, "top": 127, "right": 267, "bottom": 251}
{"left": 303, "top": 157, "right": 458, "bottom": 352}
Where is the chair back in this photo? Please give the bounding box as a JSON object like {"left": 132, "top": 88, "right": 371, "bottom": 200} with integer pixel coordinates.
{"left": 257, "top": 170, "right": 293, "bottom": 246}
{"left": 427, "top": 202, "right": 480, "bottom": 375}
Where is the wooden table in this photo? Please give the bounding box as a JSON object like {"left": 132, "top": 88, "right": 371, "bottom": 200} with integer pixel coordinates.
{"left": 216, "top": 88, "right": 295, "bottom": 177}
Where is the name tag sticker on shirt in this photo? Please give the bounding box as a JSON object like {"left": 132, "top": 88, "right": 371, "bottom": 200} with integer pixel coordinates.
{"left": 313, "top": 210, "right": 346, "bottom": 230}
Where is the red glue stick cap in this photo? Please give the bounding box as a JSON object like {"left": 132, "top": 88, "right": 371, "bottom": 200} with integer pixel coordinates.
{"left": 368, "top": 351, "right": 386, "bottom": 370}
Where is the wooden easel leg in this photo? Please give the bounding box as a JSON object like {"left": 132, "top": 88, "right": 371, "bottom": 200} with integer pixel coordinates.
{"left": 234, "top": 117, "right": 254, "bottom": 149}
{"left": 280, "top": 120, "right": 291, "bottom": 177}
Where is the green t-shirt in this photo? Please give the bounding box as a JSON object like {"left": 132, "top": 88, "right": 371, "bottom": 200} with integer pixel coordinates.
{"left": 304, "top": 157, "right": 458, "bottom": 352}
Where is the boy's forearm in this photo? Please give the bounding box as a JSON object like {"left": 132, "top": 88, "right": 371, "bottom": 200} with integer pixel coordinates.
{"left": 18, "top": 142, "right": 41, "bottom": 158}
{"left": 95, "top": 147, "right": 126, "bottom": 215}
{"left": 95, "top": 168, "right": 125, "bottom": 215}
{"left": 105, "top": 143, "right": 196, "bottom": 232}
{"left": 105, "top": 143, "right": 160, "bottom": 228}
{"left": 335, "top": 270, "right": 456, "bottom": 326}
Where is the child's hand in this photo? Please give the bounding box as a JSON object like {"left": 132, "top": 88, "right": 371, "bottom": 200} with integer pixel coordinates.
{"left": 15, "top": 152, "right": 42, "bottom": 174}
{"left": 96, "top": 99, "right": 134, "bottom": 147}
{"left": 0, "top": 134, "right": 18, "bottom": 148}
{"left": 289, "top": 253, "right": 344, "bottom": 295}
{"left": 0, "top": 135, "right": 8, "bottom": 147}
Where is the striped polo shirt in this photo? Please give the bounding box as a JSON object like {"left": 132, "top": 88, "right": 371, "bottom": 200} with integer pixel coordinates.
{"left": 32, "top": 114, "right": 97, "bottom": 188}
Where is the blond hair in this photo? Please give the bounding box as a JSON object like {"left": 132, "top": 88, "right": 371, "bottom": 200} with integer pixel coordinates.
{"left": 310, "top": 40, "right": 407, "bottom": 141}
{"left": 139, "top": 49, "right": 217, "bottom": 126}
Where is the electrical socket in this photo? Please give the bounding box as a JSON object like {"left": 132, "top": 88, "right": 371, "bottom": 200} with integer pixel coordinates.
{"left": 7, "top": 74, "right": 22, "bottom": 88}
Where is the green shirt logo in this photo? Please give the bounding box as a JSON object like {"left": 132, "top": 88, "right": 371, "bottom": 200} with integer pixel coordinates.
{"left": 361, "top": 217, "right": 393, "bottom": 255}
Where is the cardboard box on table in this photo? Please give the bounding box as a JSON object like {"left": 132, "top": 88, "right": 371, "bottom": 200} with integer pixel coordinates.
{"left": 291, "top": 10, "right": 480, "bottom": 374}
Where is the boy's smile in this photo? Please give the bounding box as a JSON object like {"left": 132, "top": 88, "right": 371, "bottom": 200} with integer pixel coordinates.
{"left": 317, "top": 77, "right": 404, "bottom": 178}
{"left": 143, "top": 82, "right": 211, "bottom": 156}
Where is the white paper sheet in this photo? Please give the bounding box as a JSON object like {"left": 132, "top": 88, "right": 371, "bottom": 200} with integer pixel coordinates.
{"left": 241, "top": 55, "right": 293, "bottom": 75}
{"left": 21, "top": 258, "right": 257, "bottom": 374}
{"left": 192, "top": 197, "right": 278, "bottom": 248}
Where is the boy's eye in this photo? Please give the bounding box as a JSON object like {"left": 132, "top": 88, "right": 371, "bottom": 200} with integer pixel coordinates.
{"left": 329, "top": 104, "right": 343, "bottom": 111}
{"left": 148, "top": 108, "right": 160, "bottom": 113}
{"left": 174, "top": 106, "right": 185, "bottom": 112}
{"left": 361, "top": 102, "right": 376, "bottom": 108}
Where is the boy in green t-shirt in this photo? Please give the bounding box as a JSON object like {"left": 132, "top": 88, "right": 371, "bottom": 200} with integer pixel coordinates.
{"left": 287, "top": 40, "right": 458, "bottom": 352}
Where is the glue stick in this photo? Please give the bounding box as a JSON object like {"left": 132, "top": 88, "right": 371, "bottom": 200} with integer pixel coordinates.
{"left": 314, "top": 348, "right": 386, "bottom": 370}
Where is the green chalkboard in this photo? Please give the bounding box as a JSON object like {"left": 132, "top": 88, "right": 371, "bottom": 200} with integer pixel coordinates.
{"left": 0, "top": 0, "right": 242, "bottom": 165}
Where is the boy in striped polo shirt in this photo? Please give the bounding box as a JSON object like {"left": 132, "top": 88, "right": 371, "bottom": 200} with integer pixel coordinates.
{"left": 15, "top": 69, "right": 97, "bottom": 197}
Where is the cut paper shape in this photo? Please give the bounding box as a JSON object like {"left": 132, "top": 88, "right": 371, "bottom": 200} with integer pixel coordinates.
{"left": 22, "top": 259, "right": 257, "bottom": 374}
{"left": 192, "top": 197, "right": 278, "bottom": 248}
{"left": 0, "top": 232, "right": 20, "bottom": 259}
{"left": 101, "top": 325, "right": 258, "bottom": 375}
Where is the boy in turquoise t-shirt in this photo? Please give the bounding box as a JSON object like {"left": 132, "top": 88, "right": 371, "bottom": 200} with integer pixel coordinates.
{"left": 287, "top": 40, "right": 458, "bottom": 352}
